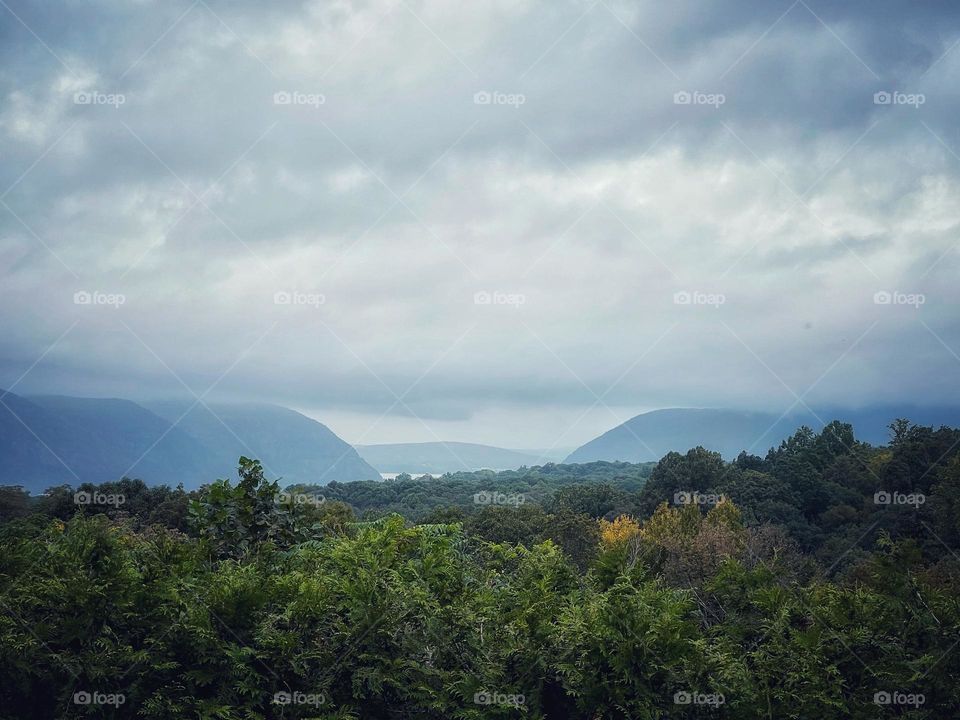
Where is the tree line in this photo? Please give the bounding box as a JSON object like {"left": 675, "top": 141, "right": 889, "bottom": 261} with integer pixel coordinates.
{"left": 0, "top": 420, "right": 958, "bottom": 717}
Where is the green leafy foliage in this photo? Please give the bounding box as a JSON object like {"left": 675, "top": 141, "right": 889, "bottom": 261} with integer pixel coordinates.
{"left": 1, "top": 421, "right": 959, "bottom": 717}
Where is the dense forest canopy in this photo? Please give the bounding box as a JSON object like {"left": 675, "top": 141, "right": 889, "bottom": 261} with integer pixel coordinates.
{"left": 1, "top": 419, "right": 959, "bottom": 717}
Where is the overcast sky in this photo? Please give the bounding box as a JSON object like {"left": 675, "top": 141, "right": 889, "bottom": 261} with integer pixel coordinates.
{"left": 1, "top": 0, "right": 959, "bottom": 449}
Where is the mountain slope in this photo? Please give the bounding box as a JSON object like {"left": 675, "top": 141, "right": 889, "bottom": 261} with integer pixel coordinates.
{"left": 0, "top": 391, "right": 379, "bottom": 491}
{"left": 0, "top": 390, "right": 79, "bottom": 489}
{"left": 2, "top": 392, "right": 217, "bottom": 491}
{"left": 565, "top": 406, "right": 960, "bottom": 463}
{"left": 565, "top": 409, "right": 807, "bottom": 464}
{"left": 357, "top": 442, "right": 565, "bottom": 474}
{"left": 145, "top": 401, "right": 380, "bottom": 484}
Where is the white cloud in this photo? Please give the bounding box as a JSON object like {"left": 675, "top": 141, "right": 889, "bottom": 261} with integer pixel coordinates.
{"left": 1, "top": 0, "right": 959, "bottom": 446}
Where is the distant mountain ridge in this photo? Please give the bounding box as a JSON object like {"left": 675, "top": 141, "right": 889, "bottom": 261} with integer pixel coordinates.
{"left": 357, "top": 442, "right": 570, "bottom": 474}
{"left": 0, "top": 391, "right": 379, "bottom": 492}
{"left": 565, "top": 406, "right": 960, "bottom": 463}
{"left": 144, "top": 400, "right": 380, "bottom": 486}
{"left": 7, "top": 392, "right": 958, "bottom": 492}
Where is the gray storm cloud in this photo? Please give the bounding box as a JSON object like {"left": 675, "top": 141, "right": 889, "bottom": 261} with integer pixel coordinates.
{"left": 1, "top": 0, "right": 959, "bottom": 446}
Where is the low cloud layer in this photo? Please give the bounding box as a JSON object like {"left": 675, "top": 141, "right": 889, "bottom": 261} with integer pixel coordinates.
{"left": 2, "top": 0, "right": 959, "bottom": 447}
